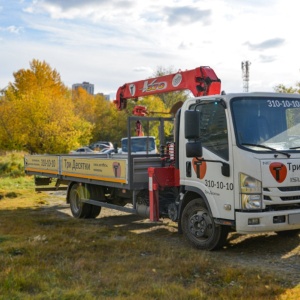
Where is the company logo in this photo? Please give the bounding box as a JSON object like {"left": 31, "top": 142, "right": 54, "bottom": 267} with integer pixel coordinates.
{"left": 141, "top": 79, "right": 167, "bottom": 93}
{"left": 129, "top": 84, "right": 136, "bottom": 96}
{"left": 192, "top": 157, "right": 207, "bottom": 179}
{"left": 113, "top": 162, "right": 121, "bottom": 177}
{"left": 269, "top": 162, "right": 287, "bottom": 183}
{"left": 172, "top": 73, "right": 182, "bottom": 87}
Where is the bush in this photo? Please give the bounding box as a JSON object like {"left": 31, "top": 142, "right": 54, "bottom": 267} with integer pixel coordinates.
{"left": 0, "top": 152, "right": 25, "bottom": 178}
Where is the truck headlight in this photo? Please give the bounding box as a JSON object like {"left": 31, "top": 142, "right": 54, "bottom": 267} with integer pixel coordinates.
{"left": 240, "top": 173, "right": 262, "bottom": 210}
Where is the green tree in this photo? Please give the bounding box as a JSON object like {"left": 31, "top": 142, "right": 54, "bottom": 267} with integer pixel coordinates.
{"left": 91, "top": 94, "right": 128, "bottom": 146}
{"left": 274, "top": 82, "right": 300, "bottom": 93}
{"left": 71, "top": 89, "right": 130, "bottom": 146}
{"left": 72, "top": 87, "right": 98, "bottom": 124}
{"left": 1, "top": 59, "right": 92, "bottom": 153}
{"left": 126, "top": 95, "right": 173, "bottom": 137}
{"left": 273, "top": 81, "right": 300, "bottom": 135}
{"left": 0, "top": 95, "right": 21, "bottom": 150}
{"left": 151, "top": 66, "right": 189, "bottom": 110}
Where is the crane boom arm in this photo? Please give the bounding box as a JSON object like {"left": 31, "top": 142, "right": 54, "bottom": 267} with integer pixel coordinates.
{"left": 114, "top": 66, "right": 221, "bottom": 110}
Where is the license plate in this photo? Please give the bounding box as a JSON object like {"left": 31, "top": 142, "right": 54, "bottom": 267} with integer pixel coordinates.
{"left": 288, "top": 213, "right": 300, "bottom": 225}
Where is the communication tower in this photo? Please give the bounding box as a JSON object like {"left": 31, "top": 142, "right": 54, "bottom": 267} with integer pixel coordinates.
{"left": 241, "top": 61, "right": 251, "bottom": 92}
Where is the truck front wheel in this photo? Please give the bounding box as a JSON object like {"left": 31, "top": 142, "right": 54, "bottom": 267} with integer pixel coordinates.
{"left": 181, "top": 198, "right": 229, "bottom": 250}
{"left": 69, "top": 183, "right": 92, "bottom": 218}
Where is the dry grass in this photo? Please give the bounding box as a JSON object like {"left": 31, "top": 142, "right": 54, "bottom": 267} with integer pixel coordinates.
{"left": 0, "top": 167, "right": 299, "bottom": 298}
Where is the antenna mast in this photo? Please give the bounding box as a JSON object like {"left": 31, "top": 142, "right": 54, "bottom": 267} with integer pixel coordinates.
{"left": 241, "top": 61, "right": 251, "bottom": 92}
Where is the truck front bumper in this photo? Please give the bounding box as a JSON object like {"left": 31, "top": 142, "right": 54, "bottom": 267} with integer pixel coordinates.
{"left": 236, "top": 209, "right": 300, "bottom": 233}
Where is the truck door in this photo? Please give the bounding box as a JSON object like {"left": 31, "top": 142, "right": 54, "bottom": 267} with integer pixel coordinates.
{"left": 182, "top": 99, "right": 235, "bottom": 220}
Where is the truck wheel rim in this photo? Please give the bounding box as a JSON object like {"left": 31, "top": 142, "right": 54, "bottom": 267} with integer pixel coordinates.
{"left": 189, "top": 212, "right": 213, "bottom": 238}
{"left": 71, "top": 189, "right": 80, "bottom": 213}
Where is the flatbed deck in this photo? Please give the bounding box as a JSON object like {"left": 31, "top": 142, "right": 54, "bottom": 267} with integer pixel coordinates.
{"left": 24, "top": 153, "right": 162, "bottom": 190}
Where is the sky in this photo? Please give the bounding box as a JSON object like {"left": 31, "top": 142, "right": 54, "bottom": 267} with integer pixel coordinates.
{"left": 0, "top": 0, "right": 299, "bottom": 99}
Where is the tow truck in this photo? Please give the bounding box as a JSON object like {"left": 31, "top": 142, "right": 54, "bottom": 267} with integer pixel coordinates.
{"left": 25, "top": 66, "right": 300, "bottom": 250}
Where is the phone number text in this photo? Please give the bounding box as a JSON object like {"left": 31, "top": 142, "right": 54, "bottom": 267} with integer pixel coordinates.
{"left": 267, "top": 100, "right": 300, "bottom": 108}
{"left": 205, "top": 180, "right": 234, "bottom": 190}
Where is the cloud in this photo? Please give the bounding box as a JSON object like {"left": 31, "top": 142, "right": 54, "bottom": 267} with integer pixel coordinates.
{"left": 133, "top": 66, "right": 153, "bottom": 73}
{"left": 0, "top": 26, "right": 23, "bottom": 34}
{"left": 42, "top": 0, "right": 134, "bottom": 10}
{"left": 244, "top": 38, "right": 285, "bottom": 51}
{"left": 222, "top": 0, "right": 276, "bottom": 7}
{"left": 165, "top": 6, "right": 211, "bottom": 26}
{"left": 178, "top": 41, "right": 193, "bottom": 50}
{"left": 24, "top": 0, "right": 136, "bottom": 20}
{"left": 43, "top": 0, "right": 108, "bottom": 9}
{"left": 259, "top": 55, "right": 277, "bottom": 63}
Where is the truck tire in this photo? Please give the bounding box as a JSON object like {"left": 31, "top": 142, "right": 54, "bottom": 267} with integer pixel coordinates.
{"left": 87, "top": 205, "right": 101, "bottom": 219}
{"left": 69, "top": 183, "right": 92, "bottom": 218}
{"left": 85, "top": 185, "right": 102, "bottom": 219}
{"left": 181, "top": 198, "right": 229, "bottom": 250}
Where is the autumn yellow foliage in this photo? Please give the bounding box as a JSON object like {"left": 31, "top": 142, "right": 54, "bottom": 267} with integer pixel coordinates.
{"left": 0, "top": 60, "right": 188, "bottom": 153}
{"left": 0, "top": 60, "right": 92, "bottom": 153}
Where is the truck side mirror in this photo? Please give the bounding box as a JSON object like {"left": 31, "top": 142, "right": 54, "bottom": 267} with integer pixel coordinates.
{"left": 186, "top": 141, "right": 203, "bottom": 157}
{"left": 185, "top": 110, "right": 203, "bottom": 157}
{"left": 184, "top": 110, "right": 201, "bottom": 139}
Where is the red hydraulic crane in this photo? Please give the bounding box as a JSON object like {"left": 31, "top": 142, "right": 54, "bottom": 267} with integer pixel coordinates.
{"left": 113, "top": 66, "right": 221, "bottom": 115}
{"left": 113, "top": 66, "right": 221, "bottom": 136}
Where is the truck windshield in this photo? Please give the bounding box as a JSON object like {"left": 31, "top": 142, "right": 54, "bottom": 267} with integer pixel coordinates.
{"left": 231, "top": 97, "right": 300, "bottom": 152}
{"left": 121, "top": 137, "right": 156, "bottom": 153}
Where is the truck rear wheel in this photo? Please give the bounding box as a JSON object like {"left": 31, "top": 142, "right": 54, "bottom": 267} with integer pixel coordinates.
{"left": 85, "top": 185, "right": 102, "bottom": 218}
{"left": 181, "top": 198, "right": 229, "bottom": 250}
{"left": 69, "top": 183, "right": 92, "bottom": 218}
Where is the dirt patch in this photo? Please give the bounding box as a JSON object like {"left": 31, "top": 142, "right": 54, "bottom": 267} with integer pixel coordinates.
{"left": 44, "top": 192, "right": 300, "bottom": 285}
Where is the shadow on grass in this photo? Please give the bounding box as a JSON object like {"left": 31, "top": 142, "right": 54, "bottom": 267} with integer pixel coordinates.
{"left": 211, "top": 231, "right": 300, "bottom": 287}
{"left": 1, "top": 201, "right": 299, "bottom": 291}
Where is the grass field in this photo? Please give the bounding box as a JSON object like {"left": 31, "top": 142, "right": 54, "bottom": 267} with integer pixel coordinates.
{"left": 0, "top": 152, "right": 299, "bottom": 299}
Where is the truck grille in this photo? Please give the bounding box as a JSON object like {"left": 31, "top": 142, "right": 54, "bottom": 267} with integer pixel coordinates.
{"left": 281, "top": 196, "right": 300, "bottom": 201}
{"left": 263, "top": 186, "right": 300, "bottom": 203}
{"left": 278, "top": 186, "right": 300, "bottom": 192}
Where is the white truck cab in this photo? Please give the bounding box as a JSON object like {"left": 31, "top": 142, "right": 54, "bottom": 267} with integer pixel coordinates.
{"left": 179, "top": 92, "right": 300, "bottom": 245}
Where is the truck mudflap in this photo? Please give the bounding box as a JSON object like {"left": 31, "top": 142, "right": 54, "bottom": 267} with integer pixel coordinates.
{"left": 148, "top": 166, "right": 180, "bottom": 222}
{"left": 24, "top": 155, "right": 128, "bottom": 184}
{"left": 236, "top": 210, "right": 300, "bottom": 233}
